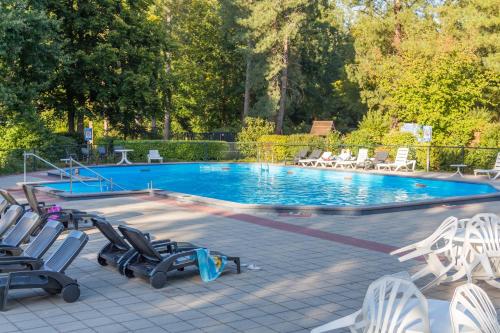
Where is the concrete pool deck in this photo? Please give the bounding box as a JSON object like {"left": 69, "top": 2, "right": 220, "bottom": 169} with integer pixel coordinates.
{"left": 0, "top": 173, "right": 499, "bottom": 332}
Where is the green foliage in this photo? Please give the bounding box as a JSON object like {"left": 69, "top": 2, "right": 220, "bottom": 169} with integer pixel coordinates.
{"left": 465, "top": 123, "right": 500, "bottom": 169}
{"left": 257, "top": 134, "right": 326, "bottom": 161}
{"left": 112, "top": 140, "right": 230, "bottom": 162}
{"left": 236, "top": 117, "right": 275, "bottom": 157}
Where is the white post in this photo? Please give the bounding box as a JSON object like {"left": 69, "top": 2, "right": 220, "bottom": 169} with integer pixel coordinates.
{"left": 69, "top": 157, "right": 73, "bottom": 193}
{"left": 23, "top": 152, "right": 27, "bottom": 183}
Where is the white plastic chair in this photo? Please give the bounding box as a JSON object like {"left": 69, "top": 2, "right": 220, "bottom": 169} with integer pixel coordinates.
{"left": 460, "top": 214, "right": 500, "bottom": 288}
{"left": 311, "top": 276, "right": 430, "bottom": 333}
{"left": 474, "top": 152, "right": 500, "bottom": 179}
{"left": 377, "top": 148, "right": 416, "bottom": 172}
{"left": 390, "top": 217, "right": 466, "bottom": 290}
{"left": 147, "top": 150, "right": 163, "bottom": 163}
{"left": 450, "top": 283, "right": 500, "bottom": 333}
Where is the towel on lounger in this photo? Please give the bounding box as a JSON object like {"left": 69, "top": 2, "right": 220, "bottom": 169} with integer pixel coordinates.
{"left": 195, "top": 248, "right": 227, "bottom": 282}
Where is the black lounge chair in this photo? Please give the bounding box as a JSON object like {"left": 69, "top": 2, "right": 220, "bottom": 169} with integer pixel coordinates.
{"left": 0, "top": 189, "right": 29, "bottom": 211}
{"left": 0, "top": 230, "right": 88, "bottom": 310}
{"left": 0, "top": 198, "right": 8, "bottom": 216}
{"left": 0, "top": 220, "right": 64, "bottom": 273}
{"left": 93, "top": 218, "right": 134, "bottom": 268}
{"left": 0, "top": 212, "right": 41, "bottom": 256}
{"left": 293, "top": 149, "right": 309, "bottom": 165}
{"left": 93, "top": 218, "right": 174, "bottom": 272}
{"left": 0, "top": 205, "right": 23, "bottom": 238}
{"left": 23, "top": 185, "right": 97, "bottom": 230}
{"left": 118, "top": 225, "right": 240, "bottom": 289}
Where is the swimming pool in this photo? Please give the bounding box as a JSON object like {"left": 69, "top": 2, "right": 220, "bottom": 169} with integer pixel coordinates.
{"left": 45, "top": 163, "right": 498, "bottom": 208}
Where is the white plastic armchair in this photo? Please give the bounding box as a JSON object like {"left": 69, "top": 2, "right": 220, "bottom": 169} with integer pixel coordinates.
{"left": 450, "top": 283, "right": 500, "bottom": 333}
{"left": 390, "top": 216, "right": 465, "bottom": 290}
{"left": 311, "top": 276, "right": 430, "bottom": 333}
{"left": 147, "top": 150, "right": 163, "bottom": 163}
{"left": 460, "top": 213, "right": 500, "bottom": 288}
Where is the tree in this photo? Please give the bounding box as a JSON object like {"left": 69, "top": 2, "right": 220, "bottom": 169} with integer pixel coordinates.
{"left": 241, "top": 0, "right": 311, "bottom": 134}
{"left": 0, "top": 0, "right": 62, "bottom": 123}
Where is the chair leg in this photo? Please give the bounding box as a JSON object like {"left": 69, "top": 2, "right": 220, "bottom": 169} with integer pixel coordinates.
{"left": 0, "top": 274, "right": 12, "bottom": 311}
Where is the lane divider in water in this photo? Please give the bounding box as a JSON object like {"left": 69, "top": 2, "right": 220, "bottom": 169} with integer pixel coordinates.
{"left": 139, "top": 195, "right": 402, "bottom": 256}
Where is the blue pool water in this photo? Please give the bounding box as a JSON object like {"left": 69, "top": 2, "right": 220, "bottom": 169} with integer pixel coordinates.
{"left": 46, "top": 163, "right": 498, "bottom": 206}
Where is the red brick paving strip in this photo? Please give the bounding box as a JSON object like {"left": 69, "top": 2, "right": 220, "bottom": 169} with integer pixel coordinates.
{"left": 140, "top": 195, "right": 399, "bottom": 255}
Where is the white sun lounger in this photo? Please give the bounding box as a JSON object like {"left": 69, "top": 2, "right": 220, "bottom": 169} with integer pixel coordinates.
{"left": 376, "top": 147, "right": 416, "bottom": 171}
{"left": 474, "top": 152, "right": 500, "bottom": 179}
{"left": 335, "top": 148, "right": 368, "bottom": 169}
{"left": 313, "top": 152, "right": 333, "bottom": 167}
{"left": 316, "top": 150, "right": 351, "bottom": 168}
{"left": 147, "top": 150, "right": 163, "bottom": 163}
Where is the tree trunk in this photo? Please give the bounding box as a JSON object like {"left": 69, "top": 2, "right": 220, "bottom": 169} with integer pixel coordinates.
{"left": 163, "top": 107, "right": 171, "bottom": 140}
{"left": 393, "top": 0, "right": 402, "bottom": 51}
{"left": 66, "top": 89, "right": 75, "bottom": 134}
{"left": 275, "top": 38, "right": 289, "bottom": 135}
{"left": 151, "top": 114, "right": 157, "bottom": 137}
{"left": 77, "top": 113, "right": 84, "bottom": 134}
{"left": 242, "top": 42, "right": 252, "bottom": 123}
{"left": 103, "top": 117, "right": 109, "bottom": 136}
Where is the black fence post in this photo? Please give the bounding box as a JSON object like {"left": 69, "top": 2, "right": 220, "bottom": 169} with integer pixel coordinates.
{"left": 461, "top": 146, "right": 465, "bottom": 164}
{"left": 204, "top": 142, "right": 208, "bottom": 161}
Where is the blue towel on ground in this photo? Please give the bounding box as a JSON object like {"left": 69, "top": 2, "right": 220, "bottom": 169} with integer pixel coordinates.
{"left": 195, "top": 248, "right": 227, "bottom": 282}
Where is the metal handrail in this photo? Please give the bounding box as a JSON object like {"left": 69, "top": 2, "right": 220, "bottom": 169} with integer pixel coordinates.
{"left": 23, "top": 152, "right": 84, "bottom": 182}
{"left": 23, "top": 152, "right": 127, "bottom": 193}
{"left": 68, "top": 157, "right": 127, "bottom": 191}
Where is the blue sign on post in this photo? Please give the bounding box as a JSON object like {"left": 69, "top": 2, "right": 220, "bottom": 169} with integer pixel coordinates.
{"left": 84, "top": 127, "right": 93, "bottom": 143}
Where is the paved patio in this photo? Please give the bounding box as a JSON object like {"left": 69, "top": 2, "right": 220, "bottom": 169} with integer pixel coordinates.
{"left": 0, "top": 174, "right": 499, "bottom": 332}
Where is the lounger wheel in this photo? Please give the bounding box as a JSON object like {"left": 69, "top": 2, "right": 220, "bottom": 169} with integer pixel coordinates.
{"left": 97, "top": 256, "right": 107, "bottom": 266}
{"left": 62, "top": 284, "right": 80, "bottom": 303}
{"left": 150, "top": 272, "right": 167, "bottom": 289}
{"left": 124, "top": 268, "right": 135, "bottom": 278}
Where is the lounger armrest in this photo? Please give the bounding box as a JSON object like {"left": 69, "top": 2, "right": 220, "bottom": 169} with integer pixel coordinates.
{"left": 0, "top": 246, "right": 22, "bottom": 256}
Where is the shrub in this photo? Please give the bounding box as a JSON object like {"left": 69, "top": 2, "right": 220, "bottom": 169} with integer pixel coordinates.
{"left": 257, "top": 134, "right": 326, "bottom": 161}
{"left": 112, "top": 140, "right": 229, "bottom": 162}
{"left": 237, "top": 117, "right": 275, "bottom": 158}
{"left": 465, "top": 123, "right": 500, "bottom": 169}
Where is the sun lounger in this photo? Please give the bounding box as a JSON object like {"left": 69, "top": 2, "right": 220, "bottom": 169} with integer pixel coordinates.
{"left": 147, "top": 150, "right": 163, "bottom": 163}
{"left": 0, "top": 212, "right": 41, "bottom": 256}
{"left": 0, "top": 189, "right": 29, "bottom": 211}
{"left": 292, "top": 148, "right": 309, "bottom": 165}
{"left": 312, "top": 152, "right": 334, "bottom": 167}
{"left": 93, "top": 218, "right": 171, "bottom": 270}
{"left": 0, "top": 230, "right": 88, "bottom": 310}
{"left": 23, "top": 185, "right": 97, "bottom": 230}
{"left": 376, "top": 147, "right": 416, "bottom": 171}
{"left": 0, "top": 198, "right": 8, "bottom": 216}
{"left": 0, "top": 220, "right": 64, "bottom": 273}
{"left": 368, "top": 151, "right": 389, "bottom": 169}
{"left": 0, "top": 206, "right": 23, "bottom": 238}
{"left": 298, "top": 149, "right": 322, "bottom": 166}
{"left": 474, "top": 152, "right": 500, "bottom": 179}
{"left": 118, "top": 225, "right": 241, "bottom": 288}
{"left": 317, "top": 150, "right": 351, "bottom": 168}
{"left": 348, "top": 148, "right": 370, "bottom": 169}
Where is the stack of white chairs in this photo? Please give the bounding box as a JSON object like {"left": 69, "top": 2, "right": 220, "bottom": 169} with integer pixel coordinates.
{"left": 311, "top": 275, "right": 499, "bottom": 333}
{"left": 391, "top": 213, "right": 500, "bottom": 290}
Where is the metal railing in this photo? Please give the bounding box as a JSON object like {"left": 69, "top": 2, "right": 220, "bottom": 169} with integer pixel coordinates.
{"left": 23, "top": 152, "right": 126, "bottom": 193}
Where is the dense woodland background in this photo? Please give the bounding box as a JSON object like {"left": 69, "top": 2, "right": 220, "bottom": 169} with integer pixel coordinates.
{"left": 0, "top": 0, "right": 498, "bottom": 153}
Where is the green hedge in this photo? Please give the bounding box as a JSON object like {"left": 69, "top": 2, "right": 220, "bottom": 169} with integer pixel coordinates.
{"left": 112, "top": 140, "right": 230, "bottom": 162}
{"left": 256, "top": 134, "right": 327, "bottom": 161}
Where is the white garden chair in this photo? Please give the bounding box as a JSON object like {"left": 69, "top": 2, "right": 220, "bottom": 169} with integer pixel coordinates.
{"left": 390, "top": 216, "right": 467, "bottom": 290}
{"left": 377, "top": 148, "right": 416, "bottom": 172}
{"left": 147, "top": 150, "right": 163, "bottom": 163}
{"left": 450, "top": 283, "right": 500, "bottom": 333}
{"left": 474, "top": 152, "right": 500, "bottom": 179}
{"left": 460, "top": 213, "right": 500, "bottom": 288}
{"left": 311, "top": 275, "right": 431, "bottom": 333}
